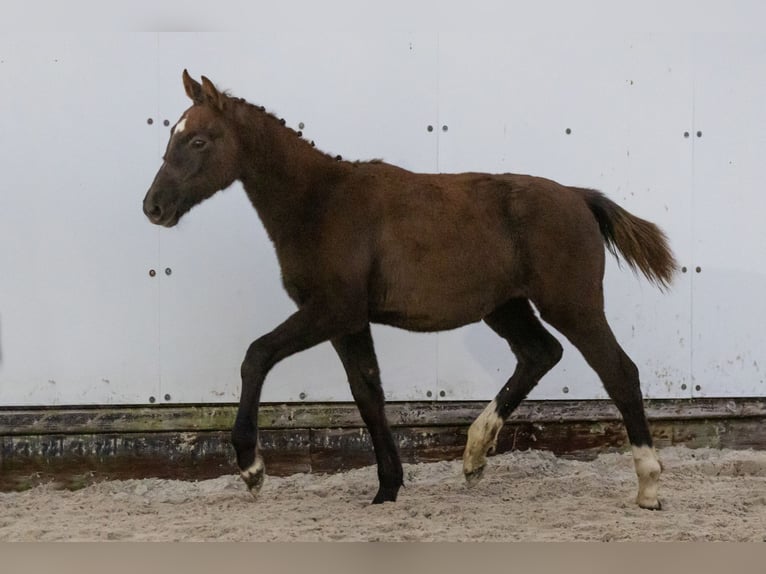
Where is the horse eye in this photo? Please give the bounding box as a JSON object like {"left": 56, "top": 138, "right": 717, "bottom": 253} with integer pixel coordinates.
{"left": 191, "top": 139, "right": 207, "bottom": 149}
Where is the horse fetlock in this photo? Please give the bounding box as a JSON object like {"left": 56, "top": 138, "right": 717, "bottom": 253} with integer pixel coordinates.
{"left": 463, "top": 400, "right": 504, "bottom": 485}
{"left": 632, "top": 445, "right": 662, "bottom": 510}
{"left": 240, "top": 453, "right": 265, "bottom": 498}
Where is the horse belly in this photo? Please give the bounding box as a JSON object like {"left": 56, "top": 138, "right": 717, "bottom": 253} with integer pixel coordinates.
{"left": 369, "top": 264, "right": 519, "bottom": 332}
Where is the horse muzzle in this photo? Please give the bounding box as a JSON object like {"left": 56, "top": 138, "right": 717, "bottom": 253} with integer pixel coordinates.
{"left": 143, "top": 194, "right": 179, "bottom": 227}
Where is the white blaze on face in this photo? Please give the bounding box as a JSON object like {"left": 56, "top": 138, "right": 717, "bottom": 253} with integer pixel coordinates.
{"left": 463, "top": 399, "right": 504, "bottom": 476}
{"left": 632, "top": 445, "right": 662, "bottom": 509}
{"left": 173, "top": 117, "right": 187, "bottom": 136}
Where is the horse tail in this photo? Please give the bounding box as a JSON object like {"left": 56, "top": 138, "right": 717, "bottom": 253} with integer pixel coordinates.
{"left": 575, "top": 188, "right": 678, "bottom": 290}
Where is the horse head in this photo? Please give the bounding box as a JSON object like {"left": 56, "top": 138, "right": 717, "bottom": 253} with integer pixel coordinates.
{"left": 143, "top": 70, "right": 241, "bottom": 227}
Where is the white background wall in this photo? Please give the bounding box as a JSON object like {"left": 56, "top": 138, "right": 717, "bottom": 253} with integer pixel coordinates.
{"left": 0, "top": 1, "right": 764, "bottom": 406}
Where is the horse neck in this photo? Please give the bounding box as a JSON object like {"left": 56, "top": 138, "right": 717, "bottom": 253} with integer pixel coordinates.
{"left": 234, "top": 104, "right": 343, "bottom": 243}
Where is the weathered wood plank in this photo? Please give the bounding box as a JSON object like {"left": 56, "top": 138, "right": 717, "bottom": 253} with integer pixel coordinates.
{"left": 2, "top": 398, "right": 766, "bottom": 436}
{"left": 0, "top": 429, "right": 312, "bottom": 490}
{"left": 3, "top": 399, "right": 766, "bottom": 491}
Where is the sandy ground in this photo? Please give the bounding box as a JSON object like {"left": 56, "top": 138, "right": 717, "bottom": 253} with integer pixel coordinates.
{"left": 1, "top": 446, "right": 765, "bottom": 541}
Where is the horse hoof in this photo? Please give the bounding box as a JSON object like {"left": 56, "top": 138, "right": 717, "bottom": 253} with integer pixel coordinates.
{"left": 638, "top": 497, "right": 662, "bottom": 511}
{"left": 464, "top": 464, "right": 485, "bottom": 487}
{"left": 240, "top": 456, "right": 265, "bottom": 497}
{"left": 371, "top": 486, "right": 399, "bottom": 505}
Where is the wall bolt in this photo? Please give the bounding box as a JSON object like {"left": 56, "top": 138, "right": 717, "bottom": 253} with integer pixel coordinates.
{"left": 149, "top": 396, "right": 156, "bottom": 404}
{"left": 426, "top": 390, "right": 433, "bottom": 397}
{"left": 164, "top": 394, "right": 171, "bottom": 401}
{"left": 299, "top": 392, "right": 307, "bottom": 400}
{"left": 695, "top": 385, "right": 702, "bottom": 391}
{"left": 681, "top": 384, "right": 688, "bottom": 390}
{"left": 696, "top": 131, "right": 702, "bottom": 138}
{"left": 562, "top": 386, "right": 570, "bottom": 394}
{"left": 439, "top": 390, "right": 446, "bottom": 397}
{"left": 298, "top": 122, "right": 305, "bottom": 130}
{"left": 147, "top": 118, "right": 154, "bottom": 125}
{"left": 165, "top": 268, "right": 172, "bottom": 276}
{"left": 695, "top": 266, "right": 702, "bottom": 273}
{"left": 681, "top": 266, "right": 688, "bottom": 273}
{"left": 427, "top": 125, "right": 434, "bottom": 132}
{"left": 149, "top": 269, "right": 156, "bottom": 277}
{"left": 163, "top": 119, "right": 170, "bottom": 127}
{"left": 683, "top": 131, "right": 690, "bottom": 138}
{"left": 442, "top": 125, "right": 449, "bottom": 132}
{"left": 565, "top": 128, "right": 572, "bottom": 135}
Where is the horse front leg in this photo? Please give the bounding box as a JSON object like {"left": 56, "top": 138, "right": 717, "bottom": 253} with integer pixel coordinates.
{"left": 232, "top": 305, "right": 365, "bottom": 497}
{"left": 332, "top": 326, "right": 403, "bottom": 504}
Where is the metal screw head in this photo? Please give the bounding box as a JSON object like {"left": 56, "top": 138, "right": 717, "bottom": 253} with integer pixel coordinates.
{"left": 696, "top": 131, "right": 702, "bottom": 138}
{"left": 164, "top": 267, "right": 172, "bottom": 276}
{"left": 442, "top": 125, "right": 449, "bottom": 132}
{"left": 147, "top": 118, "right": 154, "bottom": 125}
{"left": 439, "top": 390, "right": 446, "bottom": 397}
{"left": 149, "top": 396, "right": 156, "bottom": 404}
{"left": 684, "top": 131, "right": 690, "bottom": 138}
{"left": 163, "top": 119, "right": 170, "bottom": 127}
{"left": 681, "top": 384, "right": 688, "bottom": 390}
{"left": 681, "top": 266, "right": 688, "bottom": 273}
{"left": 695, "top": 385, "right": 702, "bottom": 391}
{"left": 149, "top": 269, "right": 156, "bottom": 277}
{"left": 426, "top": 125, "right": 434, "bottom": 132}
{"left": 299, "top": 392, "right": 307, "bottom": 400}
{"left": 695, "top": 266, "right": 702, "bottom": 273}
{"left": 298, "top": 122, "right": 305, "bottom": 130}
{"left": 565, "top": 128, "right": 572, "bottom": 135}
{"left": 562, "top": 386, "right": 570, "bottom": 394}
{"left": 164, "top": 394, "right": 171, "bottom": 401}
{"left": 426, "top": 390, "right": 433, "bottom": 398}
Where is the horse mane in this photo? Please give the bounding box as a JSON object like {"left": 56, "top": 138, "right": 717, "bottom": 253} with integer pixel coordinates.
{"left": 223, "top": 92, "right": 383, "bottom": 167}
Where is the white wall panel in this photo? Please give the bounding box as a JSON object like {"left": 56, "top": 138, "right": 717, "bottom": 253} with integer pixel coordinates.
{"left": 1, "top": 2, "right": 763, "bottom": 406}
{"left": 0, "top": 33, "right": 160, "bottom": 405}
{"left": 152, "top": 30, "right": 440, "bottom": 403}
{"left": 433, "top": 2, "right": 694, "bottom": 400}
{"left": 690, "top": 7, "right": 766, "bottom": 397}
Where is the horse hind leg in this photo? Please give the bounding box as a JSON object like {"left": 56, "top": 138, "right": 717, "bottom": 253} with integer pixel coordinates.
{"left": 540, "top": 305, "right": 662, "bottom": 510}
{"left": 332, "top": 326, "right": 403, "bottom": 504}
{"left": 463, "top": 298, "right": 563, "bottom": 484}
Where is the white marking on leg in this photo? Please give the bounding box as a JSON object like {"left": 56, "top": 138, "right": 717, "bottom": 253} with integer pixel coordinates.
{"left": 463, "top": 399, "right": 504, "bottom": 478}
{"left": 240, "top": 454, "right": 265, "bottom": 496}
{"left": 241, "top": 455, "right": 264, "bottom": 478}
{"left": 632, "top": 445, "right": 662, "bottom": 509}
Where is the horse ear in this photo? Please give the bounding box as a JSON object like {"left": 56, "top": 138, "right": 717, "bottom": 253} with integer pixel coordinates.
{"left": 182, "top": 69, "right": 204, "bottom": 104}
{"left": 200, "top": 75, "right": 225, "bottom": 111}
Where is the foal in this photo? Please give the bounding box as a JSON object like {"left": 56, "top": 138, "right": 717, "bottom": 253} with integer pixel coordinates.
{"left": 143, "top": 71, "right": 676, "bottom": 509}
